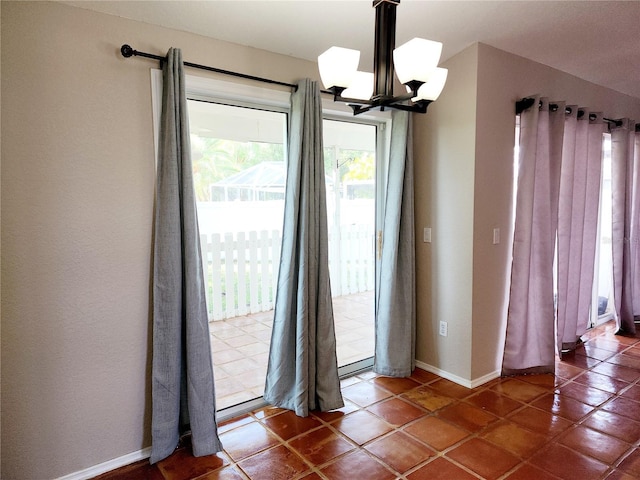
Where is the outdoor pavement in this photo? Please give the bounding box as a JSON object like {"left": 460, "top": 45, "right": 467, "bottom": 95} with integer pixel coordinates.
{"left": 211, "top": 290, "right": 375, "bottom": 410}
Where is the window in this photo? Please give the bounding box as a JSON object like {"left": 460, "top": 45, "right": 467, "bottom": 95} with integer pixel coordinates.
{"left": 152, "top": 70, "right": 390, "bottom": 420}
{"left": 593, "top": 133, "right": 615, "bottom": 325}
{"left": 323, "top": 119, "right": 378, "bottom": 374}
{"left": 187, "top": 95, "right": 288, "bottom": 416}
{"left": 150, "top": 72, "right": 389, "bottom": 419}
{"left": 189, "top": 100, "right": 287, "bottom": 321}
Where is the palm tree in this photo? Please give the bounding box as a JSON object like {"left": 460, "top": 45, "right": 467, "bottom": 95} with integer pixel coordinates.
{"left": 191, "top": 136, "right": 235, "bottom": 201}
{"left": 192, "top": 136, "right": 286, "bottom": 202}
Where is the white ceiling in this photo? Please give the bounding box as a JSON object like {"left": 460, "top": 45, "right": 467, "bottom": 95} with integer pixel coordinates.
{"left": 63, "top": 0, "right": 640, "bottom": 99}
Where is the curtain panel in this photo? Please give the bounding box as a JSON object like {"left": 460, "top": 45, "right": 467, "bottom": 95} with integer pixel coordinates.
{"left": 374, "top": 110, "right": 416, "bottom": 377}
{"left": 611, "top": 120, "right": 640, "bottom": 334}
{"left": 556, "top": 109, "right": 606, "bottom": 351}
{"left": 503, "top": 96, "right": 563, "bottom": 375}
{"left": 151, "top": 48, "right": 222, "bottom": 464}
{"left": 264, "top": 79, "right": 344, "bottom": 417}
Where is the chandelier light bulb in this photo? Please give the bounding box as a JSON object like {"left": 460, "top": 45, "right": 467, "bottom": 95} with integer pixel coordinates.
{"left": 341, "top": 71, "right": 374, "bottom": 100}
{"left": 393, "top": 38, "right": 443, "bottom": 85}
{"left": 410, "top": 67, "right": 449, "bottom": 102}
{"left": 318, "top": 47, "right": 360, "bottom": 90}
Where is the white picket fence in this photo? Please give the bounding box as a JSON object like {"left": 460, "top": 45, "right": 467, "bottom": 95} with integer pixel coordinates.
{"left": 200, "top": 225, "right": 374, "bottom": 321}
{"left": 328, "top": 224, "right": 375, "bottom": 299}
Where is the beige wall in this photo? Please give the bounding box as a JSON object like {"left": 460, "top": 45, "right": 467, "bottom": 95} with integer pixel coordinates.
{"left": 413, "top": 45, "right": 478, "bottom": 381}
{"left": 0, "top": 2, "right": 318, "bottom": 478}
{"left": 413, "top": 41, "right": 640, "bottom": 383}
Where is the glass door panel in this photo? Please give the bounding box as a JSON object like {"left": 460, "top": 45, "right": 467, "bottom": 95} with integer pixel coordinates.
{"left": 593, "top": 134, "right": 615, "bottom": 326}
{"left": 323, "top": 119, "right": 377, "bottom": 372}
{"left": 188, "top": 99, "right": 286, "bottom": 411}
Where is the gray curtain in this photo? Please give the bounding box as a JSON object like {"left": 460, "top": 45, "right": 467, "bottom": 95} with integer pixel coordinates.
{"left": 611, "top": 120, "right": 640, "bottom": 334}
{"left": 374, "top": 110, "right": 416, "bottom": 377}
{"left": 556, "top": 109, "right": 605, "bottom": 351}
{"left": 264, "top": 79, "right": 344, "bottom": 417}
{"left": 151, "top": 48, "right": 222, "bottom": 464}
{"left": 503, "top": 97, "right": 563, "bottom": 375}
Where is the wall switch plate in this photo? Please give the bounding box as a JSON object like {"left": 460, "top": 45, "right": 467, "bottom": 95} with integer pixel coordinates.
{"left": 423, "top": 227, "right": 432, "bottom": 243}
{"left": 439, "top": 321, "right": 448, "bottom": 337}
{"left": 493, "top": 228, "right": 500, "bottom": 245}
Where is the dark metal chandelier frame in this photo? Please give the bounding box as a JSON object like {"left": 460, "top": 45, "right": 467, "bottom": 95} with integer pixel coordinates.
{"left": 327, "top": 0, "right": 433, "bottom": 115}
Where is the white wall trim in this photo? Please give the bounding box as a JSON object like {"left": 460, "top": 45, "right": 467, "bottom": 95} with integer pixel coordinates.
{"left": 415, "top": 360, "right": 500, "bottom": 389}
{"left": 150, "top": 69, "right": 163, "bottom": 162}
{"left": 468, "top": 369, "right": 502, "bottom": 389}
{"left": 55, "top": 448, "right": 151, "bottom": 480}
{"left": 186, "top": 72, "right": 291, "bottom": 109}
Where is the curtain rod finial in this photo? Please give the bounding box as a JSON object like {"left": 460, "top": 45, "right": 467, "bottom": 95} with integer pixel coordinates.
{"left": 121, "top": 44, "right": 134, "bottom": 58}
{"left": 515, "top": 97, "right": 536, "bottom": 115}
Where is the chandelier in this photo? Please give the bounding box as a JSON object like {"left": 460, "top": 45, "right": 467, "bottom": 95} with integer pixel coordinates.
{"left": 318, "top": 0, "right": 447, "bottom": 115}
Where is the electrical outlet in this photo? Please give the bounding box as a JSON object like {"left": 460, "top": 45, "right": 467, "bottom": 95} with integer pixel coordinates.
{"left": 439, "top": 321, "right": 448, "bottom": 337}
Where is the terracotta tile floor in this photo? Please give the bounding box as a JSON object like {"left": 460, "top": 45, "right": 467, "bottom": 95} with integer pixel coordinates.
{"left": 212, "top": 291, "right": 374, "bottom": 410}
{"left": 97, "top": 321, "right": 640, "bottom": 480}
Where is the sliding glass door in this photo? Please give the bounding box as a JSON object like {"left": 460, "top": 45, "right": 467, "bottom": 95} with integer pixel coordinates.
{"left": 187, "top": 95, "right": 385, "bottom": 416}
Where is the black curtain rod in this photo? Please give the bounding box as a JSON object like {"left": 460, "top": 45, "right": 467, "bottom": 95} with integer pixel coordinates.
{"left": 121, "top": 44, "right": 301, "bottom": 91}
{"left": 515, "top": 97, "right": 626, "bottom": 127}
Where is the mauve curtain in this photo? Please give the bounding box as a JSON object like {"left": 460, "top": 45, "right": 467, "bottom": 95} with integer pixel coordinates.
{"left": 503, "top": 97, "right": 563, "bottom": 375}
{"left": 264, "top": 79, "right": 344, "bottom": 417}
{"left": 151, "top": 48, "right": 222, "bottom": 464}
{"left": 611, "top": 119, "right": 640, "bottom": 334}
{"left": 374, "top": 110, "right": 416, "bottom": 377}
{"left": 556, "top": 110, "right": 605, "bottom": 351}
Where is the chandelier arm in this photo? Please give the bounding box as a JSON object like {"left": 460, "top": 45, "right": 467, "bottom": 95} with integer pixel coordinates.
{"left": 388, "top": 91, "right": 418, "bottom": 103}
{"left": 349, "top": 98, "right": 432, "bottom": 116}
{"left": 332, "top": 94, "right": 374, "bottom": 106}
{"left": 351, "top": 104, "right": 374, "bottom": 115}
{"left": 333, "top": 89, "right": 416, "bottom": 107}
{"left": 387, "top": 101, "right": 432, "bottom": 114}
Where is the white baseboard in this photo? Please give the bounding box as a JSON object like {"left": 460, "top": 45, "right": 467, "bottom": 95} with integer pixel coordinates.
{"left": 468, "top": 369, "right": 502, "bottom": 388}
{"left": 55, "top": 447, "right": 151, "bottom": 480}
{"left": 415, "top": 360, "right": 500, "bottom": 389}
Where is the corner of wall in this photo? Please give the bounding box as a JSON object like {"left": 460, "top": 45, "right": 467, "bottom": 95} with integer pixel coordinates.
{"left": 413, "top": 43, "right": 480, "bottom": 383}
